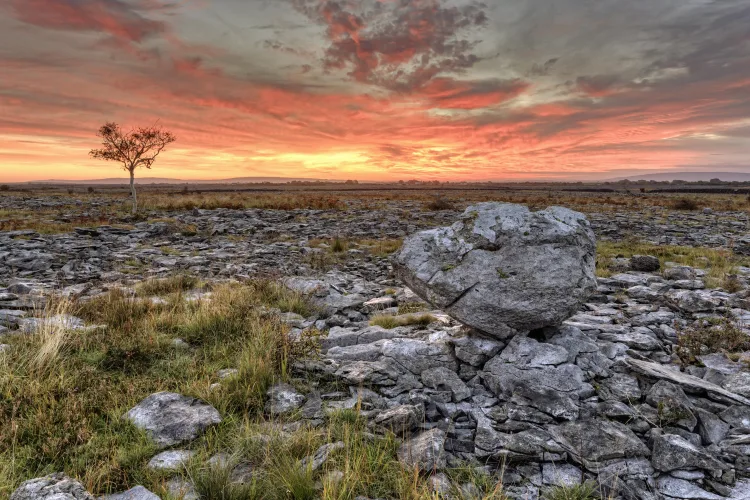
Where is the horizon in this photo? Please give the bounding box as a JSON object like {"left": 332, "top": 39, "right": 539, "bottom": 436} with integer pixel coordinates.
{"left": 2, "top": 0, "right": 750, "bottom": 182}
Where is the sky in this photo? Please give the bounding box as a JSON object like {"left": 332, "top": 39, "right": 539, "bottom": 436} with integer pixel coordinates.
{"left": 1, "top": 0, "right": 750, "bottom": 182}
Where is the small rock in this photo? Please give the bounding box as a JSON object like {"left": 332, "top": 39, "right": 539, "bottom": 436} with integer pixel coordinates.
{"left": 147, "top": 450, "right": 195, "bottom": 470}
{"left": 630, "top": 255, "right": 660, "bottom": 272}
{"left": 265, "top": 383, "right": 305, "bottom": 415}
{"left": 398, "top": 428, "right": 446, "bottom": 472}
{"left": 10, "top": 473, "right": 93, "bottom": 500}
{"left": 124, "top": 392, "right": 221, "bottom": 448}
{"left": 99, "top": 486, "right": 160, "bottom": 500}
{"left": 299, "top": 442, "right": 345, "bottom": 471}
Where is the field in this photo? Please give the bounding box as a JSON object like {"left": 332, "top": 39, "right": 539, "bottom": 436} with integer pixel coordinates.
{"left": 1, "top": 182, "right": 750, "bottom": 499}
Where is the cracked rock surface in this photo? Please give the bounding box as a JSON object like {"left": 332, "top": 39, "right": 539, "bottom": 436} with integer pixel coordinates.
{"left": 393, "top": 202, "right": 597, "bottom": 340}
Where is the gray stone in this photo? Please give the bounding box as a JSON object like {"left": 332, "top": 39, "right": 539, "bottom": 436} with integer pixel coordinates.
{"left": 695, "top": 408, "right": 730, "bottom": 445}
{"left": 451, "top": 334, "right": 504, "bottom": 366}
{"left": 664, "top": 266, "right": 697, "bottom": 281}
{"left": 550, "top": 419, "right": 649, "bottom": 465}
{"left": 652, "top": 433, "right": 727, "bottom": 472}
{"left": 372, "top": 404, "right": 424, "bottom": 434}
{"left": 665, "top": 289, "right": 721, "bottom": 313}
{"left": 541, "top": 463, "right": 583, "bottom": 487}
{"left": 723, "top": 372, "right": 750, "bottom": 398}
{"left": 99, "top": 486, "right": 160, "bottom": 500}
{"left": 299, "top": 442, "right": 344, "bottom": 471}
{"left": 393, "top": 203, "right": 596, "bottom": 340}
{"left": 165, "top": 478, "right": 198, "bottom": 500}
{"left": 10, "top": 473, "right": 93, "bottom": 500}
{"left": 630, "top": 255, "right": 660, "bottom": 272}
{"left": 398, "top": 428, "right": 446, "bottom": 472}
{"left": 598, "top": 373, "right": 642, "bottom": 402}
{"left": 656, "top": 476, "right": 723, "bottom": 500}
{"left": 265, "top": 383, "right": 305, "bottom": 415}
{"left": 147, "top": 450, "right": 195, "bottom": 470}
{"left": 421, "top": 367, "right": 472, "bottom": 402}
{"left": 626, "top": 359, "right": 750, "bottom": 406}
{"left": 124, "top": 392, "right": 221, "bottom": 448}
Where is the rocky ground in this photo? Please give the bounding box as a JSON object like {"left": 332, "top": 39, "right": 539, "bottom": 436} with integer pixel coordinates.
{"left": 3, "top": 193, "right": 750, "bottom": 500}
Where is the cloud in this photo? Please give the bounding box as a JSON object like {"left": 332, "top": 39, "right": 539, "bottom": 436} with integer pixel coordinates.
{"left": 420, "top": 78, "right": 529, "bottom": 109}
{"left": 289, "top": 0, "right": 489, "bottom": 91}
{"left": 7, "top": 0, "right": 166, "bottom": 43}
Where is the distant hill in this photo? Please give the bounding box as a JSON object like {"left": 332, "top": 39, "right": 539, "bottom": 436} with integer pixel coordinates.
{"left": 27, "top": 176, "right": 331, "bottom": 185}
{"left": 613, "top": 171, "right": 750, "bottom": 182}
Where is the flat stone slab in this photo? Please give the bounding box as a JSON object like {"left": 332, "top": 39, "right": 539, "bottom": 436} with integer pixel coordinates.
{"left": 626, "top": 359, "right": 750, "bottom": 406}
{"left": 124, "top": 392, "right": 221, "bottom": 448}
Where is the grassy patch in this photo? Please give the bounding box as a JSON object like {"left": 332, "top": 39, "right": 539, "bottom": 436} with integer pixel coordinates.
{"left": 140, "top": 193, "right": 345, "bottom": 211}
{"left": 543, "top": 481, "right": 599, "bottom": 500}
{"left": 369, "top": 313, "right": 436, "bottom": 329}
{"left": 0, "top": 280, "right": 314, "bottom": 496}
{"left": 136, "top": 275, "right": 201, "bottom": 297}
{"left": 596, "top": 241, "right": 749, "bottom": 287}
{"left": 675, "top": 315, "right": 750, "bottom": 369}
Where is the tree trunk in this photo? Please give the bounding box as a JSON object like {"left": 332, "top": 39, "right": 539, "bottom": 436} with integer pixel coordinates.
{"left": 129, "top": 169, "right": 137, "bottom": 214}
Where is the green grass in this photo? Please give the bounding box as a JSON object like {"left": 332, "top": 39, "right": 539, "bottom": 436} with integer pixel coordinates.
{"left": 596, "top": 240, "right": 750, "bottom": 288}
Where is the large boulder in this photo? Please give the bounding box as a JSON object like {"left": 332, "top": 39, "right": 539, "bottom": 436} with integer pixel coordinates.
{"left": 392, "top": 203, "right": 596, "bottom": 340}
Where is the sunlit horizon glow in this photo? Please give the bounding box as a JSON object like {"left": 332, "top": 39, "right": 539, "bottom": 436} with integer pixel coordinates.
{"left": 1, "top": 0, "right": 749, "bottom": 182}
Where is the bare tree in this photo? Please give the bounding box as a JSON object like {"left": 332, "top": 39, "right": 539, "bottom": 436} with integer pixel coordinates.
{"left": 89, "top": 122, "right": 176, "bottom": 213}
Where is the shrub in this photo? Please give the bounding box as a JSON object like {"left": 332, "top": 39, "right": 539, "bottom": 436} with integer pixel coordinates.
{"left": 425, "top": 196, "right": 456, "bottom": 210}
{"left": 544, "top": 481, "right": 599, "bottom": 500}
{"left": 671, "top": 197, "right": 699, "bottom": 210}
{"left": 675, "top": 316, "right": 750, "bottom": 369}
{"left": 369, "top": 313, "right": 436, "bottom": 329}
{"left": 0, "top": 184, "right": 10, "bottom": 191}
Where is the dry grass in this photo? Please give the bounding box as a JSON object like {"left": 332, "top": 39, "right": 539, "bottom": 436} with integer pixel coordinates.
{"left": 139, "top": 192, "right": 345, "bottom": 211}
{"left": 596, "top": 240, "right": 750, "bottom": 288}
{"left": 369, "top": 313, "right": 436, "bottom": 329}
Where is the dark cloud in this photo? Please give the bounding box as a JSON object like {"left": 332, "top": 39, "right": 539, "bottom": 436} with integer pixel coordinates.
{"left": 288, "top": 0, "right": 489, "bottom": 91}
{"left": 7, "top": 0, "right": 166, "bottom": 43}
{"left": 528, "top": 57, "right": 559, "bottom": 76}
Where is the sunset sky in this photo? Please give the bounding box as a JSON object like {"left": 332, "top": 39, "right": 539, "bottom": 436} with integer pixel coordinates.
{"left": 1, "top": 0, "right": 749, "bottom": 182}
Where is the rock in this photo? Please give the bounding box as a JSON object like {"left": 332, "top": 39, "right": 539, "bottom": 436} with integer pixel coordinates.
{"left": 99, "top": 486, "right": 160, "bottom": 500}
{"left": 427, "top": 473, "right": 453, "bottom": 496}
{"left": 665, "top": 289, "right": 721, "bottom": 313}
{"left": 10, "top": 473, "right": 93, "bottom": 500}
{"left": 630, "top": 255, "right": 660, "bottom": 272}
{"left": 664, "top": 266, "right": 697, "bottom": 281}
{"left": 541, "top": 463, "right": 583, "bottom": 487}
{"left": 372, "top": 404, "right": 424, "bottom": 434}
{"left": 124, "top": 392, "right": 221, "bottom": 448}
{"left": 299, "top": 442, "right": 344, "bottom": 471}
{"left": 147, "top": 450, "right": 195, "bottom": 470}
{"left": 651, "top": 433, "right": 727, "bottom": 472}
{"left": 265, "top": 383, "right": 305, "bottom": 415}
{"left": 626, "top": 359, "right": 750, "bottom": 406}
{"left": 550, "top": 419, "right": 649, "bottom": 465}
{"left": 165, "top": 478, "right": 198, "bottom": 500}
{"left": 722, "top": 372, "right": 750, "bottom": 398}
{"left": 695, "top": 408, "right": 729, "bottom": 445}
{"left": 656, "top": 476, "right": 724, "bottom": 500}
{"left": 398, "top": 428, "right": 446, "bottom": 472}
{"left": 451, "top": 334, "right": 504, "bottom": 366}
{"left": 421, "top": 366, "right": 472, "bottom": 402}
{"left": 392, "top": 202, "right": 596, "bottom": 340}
